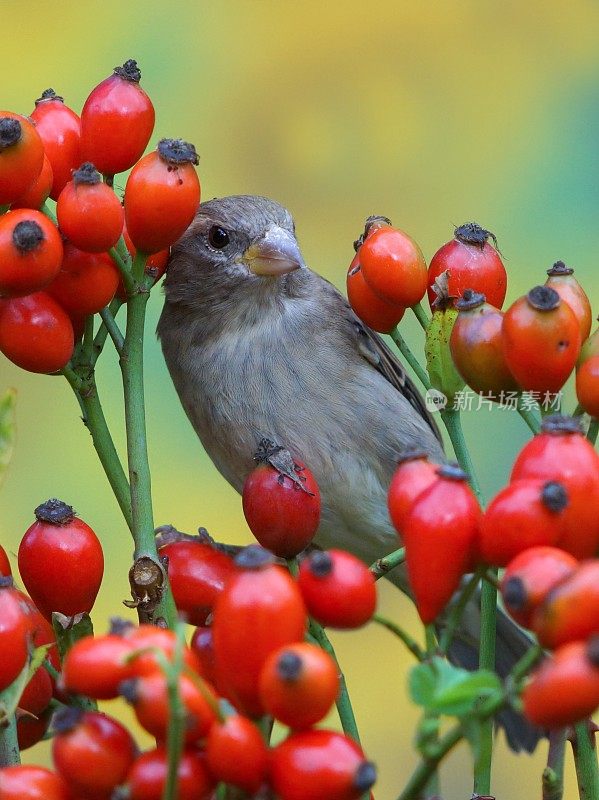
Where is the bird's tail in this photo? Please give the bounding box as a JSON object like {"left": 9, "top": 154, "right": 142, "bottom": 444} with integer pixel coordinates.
{"left": 442, "top": 592, "right": 542, "bottom": 753}
{"left": 383, "top": 563, "right": 542, "bottom": 752}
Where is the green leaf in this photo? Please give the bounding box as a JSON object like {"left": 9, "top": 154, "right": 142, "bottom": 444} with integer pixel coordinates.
{"left": 0, "top": 641, "right": 56, "bottom": 724}
{"left": 0, "top": 658, "right": 32, "bottom": 722}
{"left": 409, "top": 661, "right": 439, "bottom": 707}
{"left": 409, "top": 657, "right": 502, "bottom": 717}
{"left": 0, "top": 388, "right": 16, "bottom": 489}
{"left": 26, "top": 643, "right": 53, "bottom": 683}
{"left": 424, "top": 309, "right": 465, "bottom": 404}
{"left": 52, "top": 612, "right": 94, "bottom": 661}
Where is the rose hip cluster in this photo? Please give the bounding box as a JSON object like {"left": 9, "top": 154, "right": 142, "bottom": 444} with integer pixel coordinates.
{"left": 0, "top": 523, "right": 376, "bottom": 800}
{"left": 349, "top": 218, "right": 599, "bottom": 411}
{"left": 0, "top": 60, "right": 200, "bottom": 374}
{"left": 388, "top": 415, "right": 599, "bottom": 729}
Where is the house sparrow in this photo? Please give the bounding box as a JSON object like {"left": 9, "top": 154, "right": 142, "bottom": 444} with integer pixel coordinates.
{"left": 158, "top": 195, "right": 539, "bottom": 752}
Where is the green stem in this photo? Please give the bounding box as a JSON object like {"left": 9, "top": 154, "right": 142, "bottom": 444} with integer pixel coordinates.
{"left": 62, "top": 364, "right": 87, "bottom": 417}
{"left": 161, "top": 624, "right": 186, "bottom": 800}
{"left": 543, "top": 730, "right": 566, "bottom": 800}
{"left": 371, "top": 613, "right": 424, "bottom": 661}
{"left": 0, "top": 714, "right": 20, "bottom": 767}
{"left": 438, "top": 569, "right": 483, "bottom": 656}
{"left": 424, "top": 625, "right": 437, "bottom": 655}
{"left": 370, "top": 546, "right": 406, "bottom": 580}
{"left": 109, "top": 241, "right": 135, "bottom": 294}
{"left": 572, "top": 722, "right": 599, "bottom": 800}
{"left": 309, "top": 619, "right": 360, "bottom": 743}
{"left": 587, "top": 419, "right": 599, "bottom": 446}
{"left": 474, "top": 573, "right": 498, "bottom": 797}
{"left": 0, "top": 204, "right": 10, "bottom": 215}
{"left": 121, "top": 257, "right": 177, "bottom": 626}
{"left": 517, "top": 398, "right": 541, "bottom": 434}
{"left": 132, "top": 249, "right": 150, "bottom": 282}
{"left": 390, "top": 328, "right": 431, "bottom": 390}
{"left": 573, "top": 403, "right": 585, "bottom": 417}
{"left": 411, "top": 302, "right": 430, "bottom": 332}
{"left": 99, "top": 306, "right": 125, "bottom": 353}
{"left": 423, "top": 626, "right": 441, "bottom": 798}
{"left": 82, "top": 315, "right": 95, "bottom": 364}
{"left": 483, "top": 569, "right": 500, "bottom": 590}
{"left": 62, "top": 368, "right": 133, "bottom": 532}
{"left": 93, "top": 298, "right": 124, "bottom": 364}
{"left": 122, "top": 284, "right": 155, "bottom": 553}
{"left": 397, "top": 644, "right": 542, "bottom": 800}
{"left": 439, "top": 408, "right": 483, "bottom": 503}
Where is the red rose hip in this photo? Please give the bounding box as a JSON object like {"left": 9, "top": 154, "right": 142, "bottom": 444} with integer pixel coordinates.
{"left": 81, "top": 59, "right": 155, "bottom": 177}
{"left": 18, "top": 498, "right": 104, "bottom": 619}
{"left": 57, "top": 162, "right": 124, "bottom": 252}
{"left": 124, "top": 138, "right": 200, "bottom": 254}
{"left": 30, "top": 88, "right": 82, "bottom": 199}
{"left": 242, "top": 439, "right": 321, "bottom": 558}
{"left": 298, "top": 549, "right": 377, "bottom": 629}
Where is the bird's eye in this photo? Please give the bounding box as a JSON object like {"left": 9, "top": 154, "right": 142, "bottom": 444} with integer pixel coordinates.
{"left": 208, "top": 226, "right": 230, "bottom": 249}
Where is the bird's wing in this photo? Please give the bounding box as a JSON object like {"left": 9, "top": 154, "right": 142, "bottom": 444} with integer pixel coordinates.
{"left": 322, "top": 278, "right": 442, "bottom": 443}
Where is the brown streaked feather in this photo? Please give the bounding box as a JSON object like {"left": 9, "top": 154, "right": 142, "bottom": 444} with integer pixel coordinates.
{"left": 356, "top": 320, "right": 442, "bottom": 443}
{"left": 323, "top": 277, "right": 442, "bottom": 443}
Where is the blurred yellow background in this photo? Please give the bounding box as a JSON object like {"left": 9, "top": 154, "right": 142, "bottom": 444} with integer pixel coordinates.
{"left": 2, "top": 0, "right": 599, "bottom": 797}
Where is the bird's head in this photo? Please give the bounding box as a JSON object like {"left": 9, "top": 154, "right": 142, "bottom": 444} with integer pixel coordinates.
{"left": 162, "top": 195, "right": 307, "bottom": 310}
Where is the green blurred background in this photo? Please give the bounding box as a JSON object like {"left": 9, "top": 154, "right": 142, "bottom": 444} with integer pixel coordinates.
{"left": 1, "top": 0, "right": 599, "bottom": 796}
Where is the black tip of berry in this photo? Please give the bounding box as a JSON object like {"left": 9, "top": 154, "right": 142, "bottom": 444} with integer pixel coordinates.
{"left": 35, "top": 88, "right": 64, "bottom": 105}
{"left": 308, "top": 550, "right": 333, "bottom": 578}
{"left": 72, "top": 162, "right": 102, "bottom": 185}
{"left": 157, "top": 138, "right": 199, "bottom": 166}
{"left": 34, "top": 499, "right": 76, "bottom": 525}
{"left": 276, "top": 651, "right": 303, "bottom": 681}
{"left": 541, "top": 481, "right": 569, "bottom": 513}
{"left": 12, "top": 220, "right": 44, "bottom": 253}
{"left": 587, "top": 636, "right": 599, "bottom": 668}
{"left": 456, "top": 288, "right": 486, "bottom": 311}
{"left": 109, "top": 617, "right": 135, "bottom": 636}
{"left": 118, "top": 678, "right": 140, "bottom": 704}
{"left": 396, "top": 448, "right": 430, "bottom": 466}
{"left": 547, "top": 260, "right": 574, "bottom": 277}
{"left": 353, "top": 215, "right": 392, "bottom": 251}
{"left": 234, "top": 545, "right": 274, "bottom": 570}
{"left": 0, "top": 576, "right": 14, "bottom": 590}
{"left": 114, "top": 59, "right": 142, "bottom": 82}
{"left": 436, "top": 463, "right": 468, "bottom": 482}
{"left": 502, "top": 577, "right": 527, "bottom": 611}
{"left": 540, "top": 414, "right": 583, "bottom": 436}
{"left": 253, "top": 438, "right": 282, "bottom": 464}
{"left": 454, "top": 222, "right": 496, "bottom": 249}
{"left": 51, "top": 706, "right": 84, "bottom": 734}
{"left": 354, "top": 761, "right": 377, "bottom": 792}
{"left": 527, "top": 285, "right": 560, "bottom": 312}
{"left": 0, "top": 117, "right": 22, "bottom": 150}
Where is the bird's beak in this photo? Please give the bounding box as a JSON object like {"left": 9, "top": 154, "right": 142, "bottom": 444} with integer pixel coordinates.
{"left": 241, "top": 226, "right": 304, "bottom": 276}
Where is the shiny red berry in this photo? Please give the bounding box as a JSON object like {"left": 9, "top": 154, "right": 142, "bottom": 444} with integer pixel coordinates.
{"left": 297, "top": 549, "right": 376, "bottom": 629}
{"left": 18, "top": 498, "right": 103, "bottom": 619}
{"left": 81, "top": 60, "right": 155, "bottom": 177}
